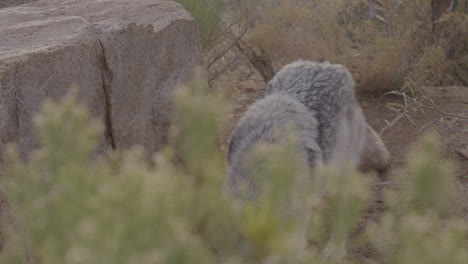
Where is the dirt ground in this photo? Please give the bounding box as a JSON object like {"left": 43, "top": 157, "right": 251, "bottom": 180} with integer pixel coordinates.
{"left": 360, "top": 87, "right": 468, "bottom": 181}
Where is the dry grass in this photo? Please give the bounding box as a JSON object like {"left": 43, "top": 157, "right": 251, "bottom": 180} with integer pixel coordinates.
{"left": 410, "top": 45, "right": 453, "bottom": 86}
{"left": 240, "top": 0, "right": 427, "bottom": 92}
{"left": 215, "top": 0, "right": 466, "bottom": 92}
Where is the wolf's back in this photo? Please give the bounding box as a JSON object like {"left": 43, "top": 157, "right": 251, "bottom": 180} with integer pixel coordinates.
{"left": 263, "top": 60, "right": 390, "bottom": 173}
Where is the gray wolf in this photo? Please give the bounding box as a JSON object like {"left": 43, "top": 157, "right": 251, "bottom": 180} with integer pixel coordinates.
{"left": 226, "top": 60, "right": 390, "bottom": 197}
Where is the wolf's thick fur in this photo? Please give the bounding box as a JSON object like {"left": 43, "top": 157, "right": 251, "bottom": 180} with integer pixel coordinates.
{"left": 262, "top": 60, "right": 390, "bottom": 173}
{"left": 226, "top": 93, "right": 323, "bottom": 197}
{"left": 226, "top": 60, "right": 390, "bottom": 196}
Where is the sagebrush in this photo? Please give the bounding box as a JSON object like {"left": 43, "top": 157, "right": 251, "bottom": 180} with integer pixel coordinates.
{"left": 0, "top": 75, "right": 466, "bottom": 263}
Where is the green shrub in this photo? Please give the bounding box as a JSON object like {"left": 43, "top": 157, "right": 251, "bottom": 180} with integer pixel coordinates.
{"left": 0, "top": 75, "right": 466, "bottom": 263}
{"left": 174, "top": 0, "right": 224, "bottom": 50}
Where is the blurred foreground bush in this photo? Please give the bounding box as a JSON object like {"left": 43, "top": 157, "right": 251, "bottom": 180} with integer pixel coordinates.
{"left": 0, "top": 76, "right": 466, "bottom": 263}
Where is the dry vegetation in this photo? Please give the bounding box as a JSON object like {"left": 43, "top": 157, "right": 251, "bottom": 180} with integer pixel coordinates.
{"left": 201, "top": 0, "right": 467, "bottom": 92}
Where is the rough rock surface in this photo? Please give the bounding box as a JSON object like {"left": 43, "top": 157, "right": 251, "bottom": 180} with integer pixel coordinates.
{"left": 0, "top": 0, "right": 204, "bottom": 162}
{"left": 0, "top": 0, "right": 38, "bottom": 9}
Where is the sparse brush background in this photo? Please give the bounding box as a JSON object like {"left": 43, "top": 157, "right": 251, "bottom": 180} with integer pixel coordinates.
{"left": 178, "top": 0, "right": 468, "bottom": 92}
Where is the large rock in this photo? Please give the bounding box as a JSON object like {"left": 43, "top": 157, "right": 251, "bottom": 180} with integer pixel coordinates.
{"left": 0, "top": 0, "right": 38, "bottom": 9}
{"left": 0, "top": 0, "right": 204, "bottom": 162}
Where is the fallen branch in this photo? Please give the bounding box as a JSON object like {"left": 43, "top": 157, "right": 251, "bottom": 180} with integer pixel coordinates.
{"left": 414, "top": 81, "right": 468, "bottom": 120}
{"left": 381, "top": 79, "right": 468, "bottom": 134}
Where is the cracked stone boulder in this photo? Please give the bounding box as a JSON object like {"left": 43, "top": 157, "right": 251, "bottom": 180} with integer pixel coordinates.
{"left": 0, "top": 0, "right": 204, "bottom": 163}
